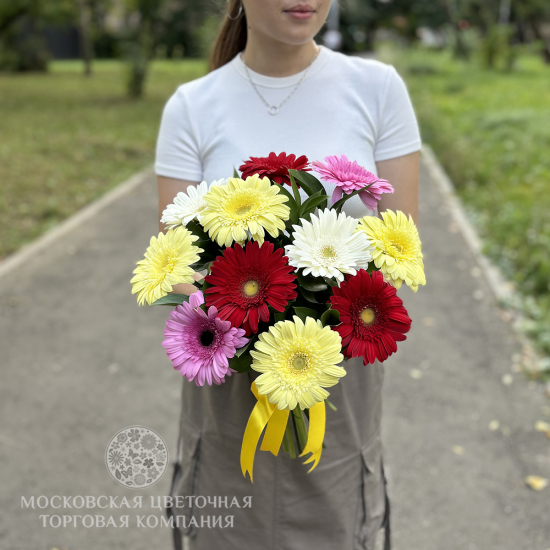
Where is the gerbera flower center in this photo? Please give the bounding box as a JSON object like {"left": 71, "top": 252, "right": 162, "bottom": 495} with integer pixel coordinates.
{"left": 243, "top": 280, "right": 260, "bottom": 297}
{"left": 382, "top": 229, "right": 411, "bottom": 257}
{"left": 321, "top": 245, "right": 337, "bottom": 259}
{"left": 235, "top": 204, "right": 252, "bottom": 217}
{"left": 290, "top": 352, "right": 310, "bottom": 372}
{"left": 199, "top": 330, "right": 215, "bottom": 347}
{"left": 360, "top": 307, "right": 376, "bottom": 326}
{"left": 161, "top": 250, "right": 178, "bottom": 276}
{"left": 391, "top": 240, "right": 404, "bottom": 254}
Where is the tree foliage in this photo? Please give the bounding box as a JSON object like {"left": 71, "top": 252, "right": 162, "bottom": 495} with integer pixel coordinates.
{"left": 0, "top": 0, "right": 77, "bottom": 71}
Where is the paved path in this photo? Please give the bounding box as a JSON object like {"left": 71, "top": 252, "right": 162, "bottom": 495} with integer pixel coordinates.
{"left": 0, "top": 161, "right": 549, "bottom": 549}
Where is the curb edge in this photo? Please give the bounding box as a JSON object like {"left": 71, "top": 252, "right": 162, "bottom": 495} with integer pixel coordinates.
{"left": 0, "top": 165, "right": 155, "bottom": 280}
{"left": 421, "top": 144, "right": 544, "bottom": 373}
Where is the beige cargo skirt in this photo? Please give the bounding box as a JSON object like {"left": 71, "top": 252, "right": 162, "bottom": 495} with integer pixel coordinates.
{"left": 167, "top": 356, "right": 391, "bottom": 550}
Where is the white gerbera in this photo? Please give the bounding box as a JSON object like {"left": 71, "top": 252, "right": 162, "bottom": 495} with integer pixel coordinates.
{"left": 161, "top": 179, "right": 227, "bottom": 228}
{"left": 285, "top": 209, "right": 375, "bottom": 282}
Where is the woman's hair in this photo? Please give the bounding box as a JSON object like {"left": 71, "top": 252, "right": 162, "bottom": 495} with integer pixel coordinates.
{"left": 209, "top": 0, "right": 247, "bottom": 72}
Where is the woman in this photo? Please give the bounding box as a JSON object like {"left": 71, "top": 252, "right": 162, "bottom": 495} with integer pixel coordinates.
{"left": 155, "top": 1, "right": 421, "bottom": 549}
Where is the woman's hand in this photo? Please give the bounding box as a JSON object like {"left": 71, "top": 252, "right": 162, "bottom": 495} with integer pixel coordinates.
{"left": 170, "top": 271, "right": 205, "bottom": 297}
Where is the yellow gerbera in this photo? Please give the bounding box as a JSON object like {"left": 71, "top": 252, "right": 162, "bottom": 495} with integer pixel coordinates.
{"left": 200, "top": 174, "right": 290, "bottom": 247}
{"left": 356, "top": 209, "right": 426, "bottom": 292}
{"left": 250, "top": 316, "right": 345, "bottom": 411}
{"left": 130, "top": 226, "right": 203, "bottom": 306}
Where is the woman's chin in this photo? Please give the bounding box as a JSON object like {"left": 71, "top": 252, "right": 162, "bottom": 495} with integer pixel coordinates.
{"left": 271, "top": 26, "right": 319, "bottom": 45}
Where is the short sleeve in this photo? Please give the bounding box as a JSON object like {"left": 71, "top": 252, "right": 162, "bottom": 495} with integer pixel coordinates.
{"left": 373, "top": 65, "right": 422, "bottom": 162}
{"left": 154, "top": 87, "right": 203, "bottom": 181}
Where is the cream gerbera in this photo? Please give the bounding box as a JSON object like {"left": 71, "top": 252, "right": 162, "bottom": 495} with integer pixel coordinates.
{"left": 285, "top": 208, "right": 375, "bottom": 282}
{"left": 250, "top": 316, "right": 345, "bottom": 411}
{"left": 199, "top": 174, "right": 290, "bottom": 247}
{"left": 160, "top": 179, "right": 227, "bottom": 229}
{"left": 356, "top": 209, "right": 426, "bottom": 292}
{"left": 130, "top": 226, "right": 203, "bottom": 306}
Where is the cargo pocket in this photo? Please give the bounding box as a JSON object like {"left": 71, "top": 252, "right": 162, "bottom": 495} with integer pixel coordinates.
{"left": 168, "top": 418, "right": 202, "bottom": 540}
{"left": 355, "top": 430, "right": 387, "bottom": 550}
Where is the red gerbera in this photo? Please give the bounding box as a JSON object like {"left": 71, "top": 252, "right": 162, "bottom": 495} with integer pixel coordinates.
{"left": 204, "top": 240, "right": 297, "bottom": 335}
{"left": 330, "top": 270, "right": 412, "bottom": 365}
{"left": 239, "top": 151, "right": 311, "bottom": 186}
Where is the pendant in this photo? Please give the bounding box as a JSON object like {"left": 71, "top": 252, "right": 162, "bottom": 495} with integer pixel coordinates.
{"left": 268, "top": 105, "right": 279, "bottom": 116}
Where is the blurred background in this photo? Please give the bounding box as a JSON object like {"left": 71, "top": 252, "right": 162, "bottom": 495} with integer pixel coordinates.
{"left": 0, "top": 0, "right": 549, "bottom": 365}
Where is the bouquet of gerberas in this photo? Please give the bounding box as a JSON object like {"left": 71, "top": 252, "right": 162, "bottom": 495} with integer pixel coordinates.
{"left": 130, "top": 152, "right": 426, "bottom": 482}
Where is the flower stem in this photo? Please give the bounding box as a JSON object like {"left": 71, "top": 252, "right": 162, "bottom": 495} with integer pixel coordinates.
{"left": 282, "top": 424, "right": 289, "bottom": 455}
{"left": 325, "top": 399, "right": 338, "bottom": 412}
{"left": 290, "top": 409, "right": 303, "bottom": 455}
{"left": 292, "top": 407, "right": 308, "bottom": 453}
{"left": 284, "top": 422, "right": 296, "bottom": 459}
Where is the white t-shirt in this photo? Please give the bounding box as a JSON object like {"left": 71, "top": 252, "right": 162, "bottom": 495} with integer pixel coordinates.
{"left": 155, "top": 44, "right": 421, "bottom": 219}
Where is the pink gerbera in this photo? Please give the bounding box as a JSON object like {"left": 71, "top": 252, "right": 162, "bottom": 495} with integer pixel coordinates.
{"left": 311, "top": 154, "right": 394, "bottom": 210}
{"left": 162, "top": 291, "right": 248, "bottom": 386}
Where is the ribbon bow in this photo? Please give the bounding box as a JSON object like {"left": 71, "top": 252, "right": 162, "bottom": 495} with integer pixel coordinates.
{"left": 240, "top": 381, "right": 326, "bottom": 482}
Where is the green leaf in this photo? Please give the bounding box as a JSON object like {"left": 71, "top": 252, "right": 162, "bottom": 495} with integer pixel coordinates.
{"left": 233, "top": 166, "right": 239, "bottom": 178}
{"left": 235, "top": 335, "right": 257, "bottom": 358}
{"left": 320, "top": 308, "right": 340, "bottom": 327}
{"left": 277, "top": 234, "right": 292, "bottom": 248}
{"left": 293, "top": 306, "right": 319, "bottom": 321}
{"left": 228, "top": 350, "right": 253, "bottom": 373}
{"left": 186, "top": 220, "right": 210, "bottom": 242}
{"left": 331, "top": 188, "right": 363, "bottom": 213}
{"left": 185, "top": 221, "right": 220, "bottom": 265}
{"left": 189, "top": 258, "right": 216, "bottom": 272}
{"left": 202, "top": 276, "right": 212, "bottom": 293}
{"left": 331, "top": 180, "right": 377, "bottom": 214}
{"left": 235, "top": 343, "right": 250, "bottom": 358}
{"left": 323, "top": 277, "right": 339, "bottom": 288}
{"left": 299, "top": 190, "right": 329, "bottom": 217}
{"left": 300, "top": 288, "right": 321, "bottom": 304}
{"left": 273, "top": 300, "right": 294, "bottom": 323}
{"left": 288, "top": 169, "right": 325, "bottom": 196}
{"left": 288, "top": 172, "right": 302, "bottom": 207}
{"left": 276, "top": 185, "right": 299, "bottom": 225}
{"left": 296, "top": 270, "right": 328, "bottom": 292}
{"left": 151, "top": 294, "right": 190, "bottom": 306}
{"left": 273, "top": 311, "right": 286, "bottom": 323}
{"left": 366, "top": 263, "right": 377, "bottom": 275}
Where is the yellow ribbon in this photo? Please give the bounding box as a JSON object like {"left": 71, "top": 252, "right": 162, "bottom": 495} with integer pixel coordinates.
{"left": 241, "top": 382, "right": 289, "bottom": 482}
{"left": 299, "top": 400, "right": 326, "bottom": 473}
{"left": 240, "top": 382, "right": 326, "bottom": 481}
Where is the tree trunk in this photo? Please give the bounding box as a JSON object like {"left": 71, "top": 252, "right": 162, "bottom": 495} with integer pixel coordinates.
{"left": 439, "top": 0, "right": 470, "bottom": 60}
{"left": 78, "top": 0, "right": 93, "bottom": 76}
{"left": 498, "top": 0, "right": 512, "bottom": 25}
{"left": 529, "top": 18, "right": 550, "bottom": 64}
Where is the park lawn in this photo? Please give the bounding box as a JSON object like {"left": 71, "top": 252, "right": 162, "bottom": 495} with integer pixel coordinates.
{"left": 380, "top": 45, "right": 550, "bottom": 360}
{"left": 0, "top": 58, "right": 207, "bottom": 260}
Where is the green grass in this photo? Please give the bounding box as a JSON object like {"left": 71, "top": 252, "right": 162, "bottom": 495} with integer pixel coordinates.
{"left": 0, "top": 58, "right": 207, "bottom": 259}
{"left": 379, "top": 44, "right": 550, "bottom": 363}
